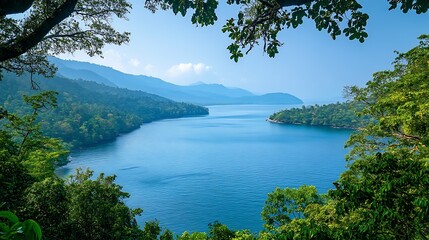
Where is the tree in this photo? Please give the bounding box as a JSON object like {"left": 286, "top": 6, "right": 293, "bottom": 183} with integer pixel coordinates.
{"left": 0, "top": 0, "right": 130, "bottom": 86}
{"left": 178, "top": 231, "right": 208, "bottom": 240}
{"left": 232, "top": 230, "right": 256, "bottom": 240}
{"left": 254, "top": 35, "right": 429, "bottom": 239}
{"left": 260, "top": 185, "right": 330, "bottom": 239}
{"left": 331, "top": 34, "right": 429, "bottom": 239}
{"left": 261, "top": 185, "right": 323, "bottom": 232}
{"left": 142, "top": 220, "right": 162, "bottom": 239}
{"left": 15, "top": 169, "right": 148, "bottom": 240}
{"left": 65, "top": 168, "right": 144, "bottom": 240}
{"left": 0, "top": 91, "right": 65, "bottom": 211}
{"left": 160, "top": 229, "right": 175, "bottom": 240}
{"left": 1, "top": 91, "right": 68, "bottom": 180}
{"left": 208, "top": 221, "right": 235, "bottom": 240}
{"left": 0, "top": 158, "right": 35, "bottom": 211}
{"left": 20, "top": 178, "right": 68, "bottom": 240}
{"left": 0, "top": 91, "right": 148, "bottom": 239}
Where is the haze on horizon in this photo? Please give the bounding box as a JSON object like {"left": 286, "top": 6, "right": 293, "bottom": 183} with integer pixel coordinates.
{"left": 59, "top": 0, "right": 429, "bottom": 103}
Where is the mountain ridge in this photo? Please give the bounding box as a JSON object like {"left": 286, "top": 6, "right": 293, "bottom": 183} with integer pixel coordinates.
{"left": 50, "top": 57, "right": 303, "bottom": 105}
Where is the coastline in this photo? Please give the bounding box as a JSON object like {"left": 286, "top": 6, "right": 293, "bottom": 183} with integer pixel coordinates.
{"left": 266, "top": 118, "right": 355, "bottom": 130}
{"left": 266, "top": 118, "right": 281, "bottom": 124}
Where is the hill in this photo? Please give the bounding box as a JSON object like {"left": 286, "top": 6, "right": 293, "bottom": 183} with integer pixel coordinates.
{"left": 0, "top": 73, "right": 208, "bottom": 149}
{"left": 50, "top": 57, "right": 303, "bottom": 105}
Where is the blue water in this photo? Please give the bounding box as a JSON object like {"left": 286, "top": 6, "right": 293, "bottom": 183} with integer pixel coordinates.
{"left": 57, "top": 105, "right": 352, "bottom": 234}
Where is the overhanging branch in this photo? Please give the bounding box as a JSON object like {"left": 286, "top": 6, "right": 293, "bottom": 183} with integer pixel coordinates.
{"left": 276, "top": 0, "right": 314, "bottom": 7}
{"left": 43, "top": 30, "right": 96, "bottom": 40}
{"left": 0, "top": 0, "right": 34, "bottom": 16}
{"left": 0, "top": 0, "right": 78, "bottom": 62}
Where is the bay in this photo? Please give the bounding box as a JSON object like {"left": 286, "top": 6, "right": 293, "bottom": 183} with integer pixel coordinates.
{"left": 57, "top": 104, "right": 352, "bottom": 234}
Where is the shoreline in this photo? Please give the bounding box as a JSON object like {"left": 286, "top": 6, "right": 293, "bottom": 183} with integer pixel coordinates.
{"left": 68, "top": 112, "right": 209, "bottom": 151}
{"left": 266, "top": 118, "right": 355, "bottom": 130}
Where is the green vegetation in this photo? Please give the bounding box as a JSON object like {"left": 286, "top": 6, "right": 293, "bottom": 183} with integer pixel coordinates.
{"left": 257, "top": 35, "right": 429, "bottom": 239}
{"left": 0, "top": 94, "right": 173, "bottom": 239}
{"left": 1, "top": 73, "right": 208, "bottom": 149}
{"left": 1, "top": 35, "right": 428, "bottom": 240}
{"left": 0, "top": 211, "right": 42, "bottom": 240}
{"left": 1, "top": 0, "right": 429, "bottom": 239}
{"left": 269, "top": 102, "right": 371, "bottom": 129}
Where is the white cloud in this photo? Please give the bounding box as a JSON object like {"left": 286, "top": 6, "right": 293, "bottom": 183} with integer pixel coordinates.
{"left": 57, "top": 52, "right": 214, "bottom": 85}
{"left": 167, "top": 63, "right": 192, "bottom": 77}
{"left": 144, "top": 64, "right": 155, "bottom": 73}
{"left": 129, "top": 58, "right": 141, "bottom": 67}
{"left": 167, "top": 63, "right": 212, "bottom": 77}
{"left": 193, "top": 63, "right": 212, "bottom": 74}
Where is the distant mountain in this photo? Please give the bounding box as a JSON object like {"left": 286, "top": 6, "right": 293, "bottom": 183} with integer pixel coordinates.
{"left": 53, "top": 59, "right": 117, "bottom": 87}
{"left": 50, "top": 57, "right": 303, "bottom": 105}
{"left": 237, "top": 93, "right": 304, "bottom": 105}
{"left": 186, "top": 82, "right": 254, "bottom": 98}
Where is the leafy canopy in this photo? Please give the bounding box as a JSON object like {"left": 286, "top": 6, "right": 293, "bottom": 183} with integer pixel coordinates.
{"left": 146, "top": 0, "right": 428, "bottom": 61}
{"left": 0, "top": 0, "right": 130, "bottom": 84}
{"left": 0, "top": 91, "right": 68, "bottom": 181}
{"left": 0, "top": 92, "right": 148, "bottom": 239}
{"left": 258, "top": 35, "right": 429, "bottom": 240}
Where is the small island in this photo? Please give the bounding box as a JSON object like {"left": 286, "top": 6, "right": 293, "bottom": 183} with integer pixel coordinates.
{"left": 268, "top": 102, "right": 371, "bottom": 129}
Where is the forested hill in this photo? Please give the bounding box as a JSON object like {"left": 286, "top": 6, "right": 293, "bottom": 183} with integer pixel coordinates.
{"left": 0, "top": 73, "right": 208, "bottom": 149}
{"left": 268, "top": 102, "right": 372, "bottom": 129}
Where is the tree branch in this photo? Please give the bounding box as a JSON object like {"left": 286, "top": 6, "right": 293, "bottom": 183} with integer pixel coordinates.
{"left": 0, "top": 0, "right": 78, "bottom": 62}
{"left": 276, "top": 0, "right": 314, "bottom": 7}
{"left": 42, "top": 30, "right": 96, "bottom": 40}
{"left": 394, "top": 131, "right": 421, "bottom": 141}
{"left": 0, "top": 0, "right": 34, "bottom": 16}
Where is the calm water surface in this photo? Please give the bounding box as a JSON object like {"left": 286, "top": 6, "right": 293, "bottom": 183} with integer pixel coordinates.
{"left": 57, "top": 105, "right": 352, "bottom": 234}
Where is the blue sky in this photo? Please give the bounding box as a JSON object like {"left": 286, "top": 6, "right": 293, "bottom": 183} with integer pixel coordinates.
{"left": 59, "top": 0, "right": 429, "bottom": 103}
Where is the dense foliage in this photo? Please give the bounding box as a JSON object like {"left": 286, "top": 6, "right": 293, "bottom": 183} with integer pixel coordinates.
{"left": 256, "top": 35, "right": 429, "bottom": 239}
{"left": 0, "top": 0, "right": 130, "bottom": 88}
{"left": 0, "top": 73, "right": 208, "bottom": 149}
{"left": 0, "top": 93, "right": 176, "bottom": 239}
{"left": 334, "top": 35, "right": 429, "bottom": 239}
{"left": 1, "top": 0, "right": 429, "bottom": 237}
{"left": 20, "top": 170, "right": 146, "bottom": 240}
{"left": 269, "top": 102, "right": 371, "bottom": 129}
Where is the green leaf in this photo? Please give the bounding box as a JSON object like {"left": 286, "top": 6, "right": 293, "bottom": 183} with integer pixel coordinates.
{"left": 0, "top": 211, "right": 19, "bottom": 224}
